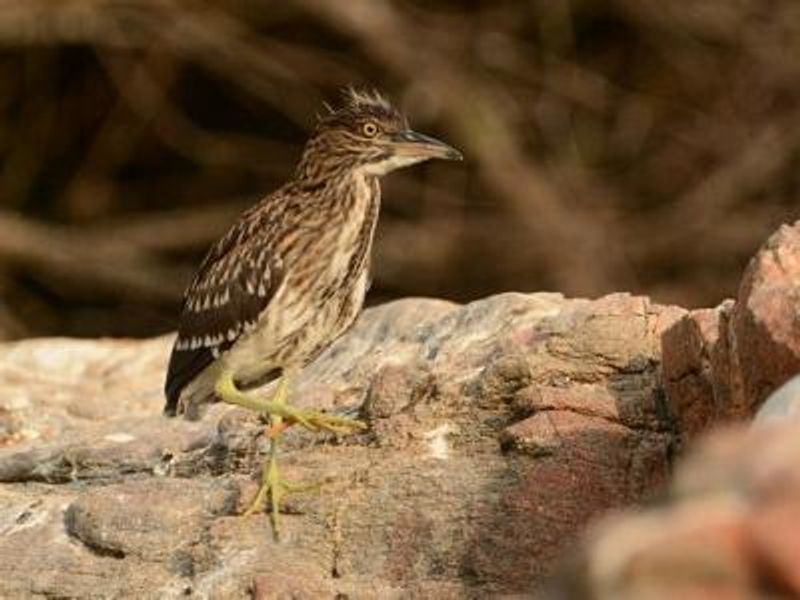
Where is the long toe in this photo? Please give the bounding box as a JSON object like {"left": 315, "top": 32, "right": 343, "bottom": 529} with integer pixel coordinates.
{"left": 244, "top": 479, "right": 272, "bottom": 517}
{"left": 301, "top": 410, "right": 367, "bottom": 434}
{"left": 244, "top": 463, "right": 287, "bottom": 538}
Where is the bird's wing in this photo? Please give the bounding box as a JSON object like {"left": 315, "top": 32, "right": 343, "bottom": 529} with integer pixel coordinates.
{"left": 163, "top": 203, "right": 286, "bottom": 415}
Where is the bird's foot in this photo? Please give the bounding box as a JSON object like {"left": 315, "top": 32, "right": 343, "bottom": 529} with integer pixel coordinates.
{"left": 216, "top": 371, "right": 365, "bottom": 538}
{"left": 280, "top": 406, "right": 368, "bottom": 435}
{"left": 243, "top": 454, "right": 324, "bottom": 540}
{"left": 215, "top": 372, "right": 367, "bottom": 435}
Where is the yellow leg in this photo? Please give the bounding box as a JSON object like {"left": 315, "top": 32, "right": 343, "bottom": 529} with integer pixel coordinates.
{"left": 243, "top": 427, "right": 286, "bottom": 530}
{"left": 214, "top": 371, "right": 366, "bottom": 434}
{"left": 214, "top": 371, "right": 365, "bottom": 539}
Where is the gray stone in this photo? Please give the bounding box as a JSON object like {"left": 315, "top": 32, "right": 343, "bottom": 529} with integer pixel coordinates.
{"left": 0, "top": 292, "right": 685, "bottom": 597}
{"left": 754, "top": 374, "right": 800, "bottom": 425}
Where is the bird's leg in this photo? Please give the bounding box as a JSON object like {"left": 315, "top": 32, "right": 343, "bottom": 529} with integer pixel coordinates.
{"left": 244, "top": 426, "right": 281, "bottom": 518}
{"left": 214, "top": 371, "right": 366, "bottom": 538}
{"left": 214, "top": 371, "right": 367, "bottom": 434}
{"left": 243, "top": 381, "right": 289, "bottom": 535}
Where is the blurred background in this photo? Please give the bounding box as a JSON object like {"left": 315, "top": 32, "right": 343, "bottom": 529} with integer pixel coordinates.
{"left": 0, "top": 0, "right": 799, "bottom": 340}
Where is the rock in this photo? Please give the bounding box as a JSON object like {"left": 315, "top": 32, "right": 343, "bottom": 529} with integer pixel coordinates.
{"left": 755, "top": 374, "right": 800, "bottom": 424}
{"left": 662, "top": 220, "right": 800, "bottom": 438}
{"left": 554, "top": 417, "right": 800, "bottom": 599}
{"left": 731, "top": 222, "right": 800, "bottom": 416}
{"left": 0, "top": 291, "right": 682, "bottom": 597}
{"left": 661, "top": 301, "right": 734, "bottom": 437}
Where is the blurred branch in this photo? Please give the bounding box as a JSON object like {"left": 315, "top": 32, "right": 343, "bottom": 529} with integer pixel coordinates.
{"left": 0, "top": 0, "right": 352, "bottom": 124}
{"left": 631, "top": 115, "right": 800, "bottom": 258}
{"left": 84, "top": 203, "right": 245, "bottom": 254}
{"left": 93, "top": 48, "right": 294, "bottom": 175}
{"left": 0, "top": 210, "right": 186, "bottom": 302}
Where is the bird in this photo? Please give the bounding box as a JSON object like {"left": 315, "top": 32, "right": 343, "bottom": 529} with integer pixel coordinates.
{"left": 163, "top": 88, "right": 462, "bottom": 535}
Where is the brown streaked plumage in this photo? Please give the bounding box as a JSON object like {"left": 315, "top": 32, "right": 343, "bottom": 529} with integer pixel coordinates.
{"left": 163, "top": 88, "right": 461, "bottom": 535}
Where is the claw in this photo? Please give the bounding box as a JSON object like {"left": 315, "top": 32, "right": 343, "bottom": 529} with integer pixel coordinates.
{"left": 215, "top": 370, "right": 366, "bottom": 539}
{"left": 285, "top": 408, "right": 367, "bottom": 435}
{"left": 243, "top": 461, "right": 325, "bottom": 539}
{"left": 282, "top": 410, "right": 318, "bottom": 432}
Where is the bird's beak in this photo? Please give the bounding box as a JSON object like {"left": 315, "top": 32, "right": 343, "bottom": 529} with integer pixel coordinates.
{"left": 390, "top": 130, "right": 463, "bottom": 161}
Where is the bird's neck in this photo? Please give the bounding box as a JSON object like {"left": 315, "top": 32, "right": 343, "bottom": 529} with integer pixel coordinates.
{"left": 295, "top": 145, "right": 357, "bottom": 183}
{"left": 327, "top": 171, "right": 380, "bottom": 214}
{"left": 294, "top": 161, "right": 379, "bottom": 204}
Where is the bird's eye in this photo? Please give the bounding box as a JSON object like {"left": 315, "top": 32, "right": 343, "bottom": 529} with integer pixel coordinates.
{"left": 362, "top": 122, "right": 379, "bottom": 137}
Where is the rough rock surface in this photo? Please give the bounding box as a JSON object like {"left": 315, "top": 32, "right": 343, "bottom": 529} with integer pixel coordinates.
{"left": 660, "top": 301, "right": 735, "bottom": 437}
{"left": 662, "top": 220, "right": 800, "bottom": 438}
{"left": 731, "top": 222, "right": 800, "bottom": 414}
{"left": 554, "top": 410, "right": 800, "bottom": 599}
{"left": 3, "top": 220, "right": 799, "bottom": 598}
{"left": 0, "top": 292, "right": 683, "bottom": 598}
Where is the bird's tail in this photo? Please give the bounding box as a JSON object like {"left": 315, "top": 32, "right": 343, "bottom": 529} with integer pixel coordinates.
{"left": 164, "top": 363, "right": 220, "bottom": 420}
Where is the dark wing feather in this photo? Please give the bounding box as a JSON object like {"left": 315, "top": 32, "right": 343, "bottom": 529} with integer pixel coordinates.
{"left": 163, "top": 204, "right": 286, "bottom": 416}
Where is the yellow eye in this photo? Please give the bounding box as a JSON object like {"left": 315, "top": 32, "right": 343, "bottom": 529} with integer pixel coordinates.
{"left": 362, "top": 122, "right": 379, "bottom": 137}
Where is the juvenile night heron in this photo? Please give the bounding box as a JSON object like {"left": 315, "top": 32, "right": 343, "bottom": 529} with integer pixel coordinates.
{"left": 163, "top": 89, "right": 461, "bottom": 534}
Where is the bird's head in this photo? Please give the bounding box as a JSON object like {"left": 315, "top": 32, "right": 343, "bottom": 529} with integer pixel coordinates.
{"left": 296, "top": 88, "right": 462, "bottom": 181}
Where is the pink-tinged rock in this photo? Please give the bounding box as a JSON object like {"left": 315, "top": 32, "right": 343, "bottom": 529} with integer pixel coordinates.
{"left": 731, "top": 221, "right": 800, "bottom": 415}
{"left": 749, "top": 500, "right": 800, "bottom": 595}
{"left": 5, "top": 218, "right": 800, "bottom": 596}
{"left": 571, "top": 500, "right": 754, "bottom": 600}
{"left": 662, "top": 220, "right": 800, "bottom": 439}
{"left": 555, "top": 417, "right": 800, "bottom": 599}
{"left": 661, "top": 301, "right": 734, "bottom": 437}
{"left": 0, "top": 292, "right": 682, "bottom": 597}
